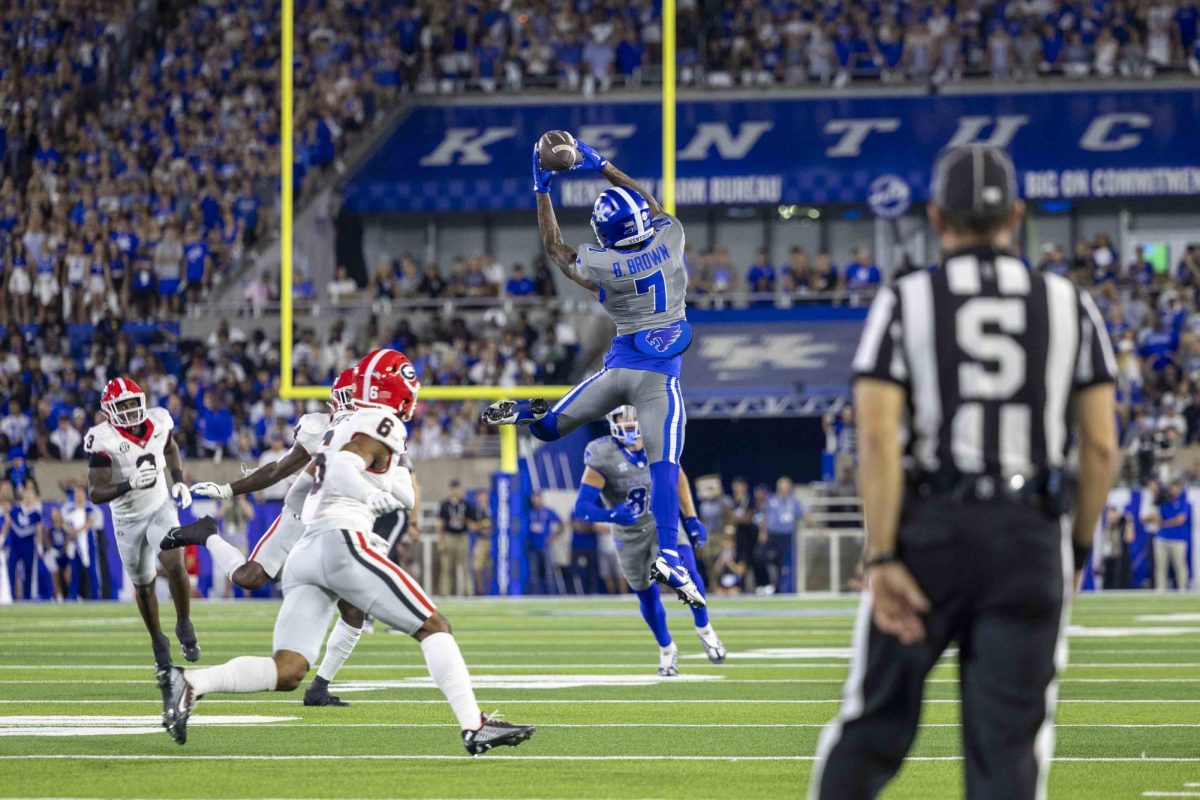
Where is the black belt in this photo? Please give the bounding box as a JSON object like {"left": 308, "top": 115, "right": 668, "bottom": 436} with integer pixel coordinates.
{"left": 907, "top": 468, "right": 1074, "bottom": 517}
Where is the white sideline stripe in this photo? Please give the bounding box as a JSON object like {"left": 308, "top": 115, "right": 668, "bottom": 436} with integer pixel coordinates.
{"left": 1144, "top": 794, "right": 1200, "bottom": 798}
{"left": 6, "top": 755, "right": 1200, "bottom": 763}
{"left": 7, "top": 677, "right": 1200, "bottom": 686}
{"left": 4, "top": 698, "right": 1200, "bottom": 705}
{"left": 6, "top": 662, "right": 1200, "bottom": 670}
{"left": 3, "top": 721, "right": 1200, "bottom": 730}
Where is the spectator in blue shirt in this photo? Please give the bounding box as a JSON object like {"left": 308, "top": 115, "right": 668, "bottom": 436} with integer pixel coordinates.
{"left": 526, "top": 492, "right": 562, "bottom": 594}
{"left": 1154, "top": 479, "right": 1191, "bottom": 591}
{"left": 844, "top": 247, "right": 882, "bottom": 290}
{"left": 758, "top": 477, "right": 805, "bottom": 593}
{"left": 198, "top": 393, "right": 234, "bottom": 458}
{"left": 747, "top": 248, "right": 776, "bottom": 295}
{"left": 505, "top": 265, "right": 536, "bottom": 297}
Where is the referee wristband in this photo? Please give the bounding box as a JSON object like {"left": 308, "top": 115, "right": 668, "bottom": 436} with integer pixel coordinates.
{"left": 1072, "top": 541, "right": 1092, "bottom": 572}
{"left": 864, "top": 552, "right": 900, "bottom": 569}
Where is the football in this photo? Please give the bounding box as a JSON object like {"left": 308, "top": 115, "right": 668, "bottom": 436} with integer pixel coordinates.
{"left": 537, "top": 129, "right": 578, "bottom": 171}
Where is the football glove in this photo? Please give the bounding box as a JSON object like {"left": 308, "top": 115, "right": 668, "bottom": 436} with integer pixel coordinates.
{"left": 171, "top": 482, "right": 193, "bottom": 510}
{"left": 684, "top": 516, "right": 708, "bottom": 548}
{"left": 366, "top": 490, "right": 402, "bottom": 516}
{"left": 190, "top": 481, "right": 232, "bottom": 500}
{"left": 571, "top": 139, "right": 609, "bottom": 173}
{"left": 131, "top": 464, "right": 158, "bottom": 490}
{"left": 532, "top": 143, "right": 556, "bottom": 194}
{"left": 608, "top": 502, "right": 639, "bottom": 527}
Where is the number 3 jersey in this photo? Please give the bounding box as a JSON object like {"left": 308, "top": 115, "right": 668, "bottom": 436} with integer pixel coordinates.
{"left": 584, "top": 436, "right": 654, "bottom": 536}
{"left": 301, "top": 406, "right": 409, "bottom": 536}
{"left": 84, "top": 407, "right": 175, "bottom": 521}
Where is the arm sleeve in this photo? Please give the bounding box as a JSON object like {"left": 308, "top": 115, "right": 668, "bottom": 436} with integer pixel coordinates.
{"left": 1075, "top": 290, "right": 1118, "bottom": 388}
{"left": 284, "top": 470, "right": 314, "bottom": 512}
{"left": 390, "top": 466, "right": 415, "bottom": 510}
{"left": 851, "top": 285, "right": 907, "bottom": 385}
{"left": 574, "top": 483, "right": 613, "bottom": 523}
{"left": 323, "top": 451, "right": 383, "bottom": 504}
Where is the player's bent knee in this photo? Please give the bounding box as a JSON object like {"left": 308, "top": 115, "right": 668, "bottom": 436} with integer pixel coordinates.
{"left": 413, "top": 612, "right": 452, "bottom": 641}
{"left": 233, "top": 562, "right": 269, "bottom": 590}
{"left": 337, "top": 600, "right": 366, "bottom": 628}
{"left": 272, "top": 651, "right": 310, "bottom": 691}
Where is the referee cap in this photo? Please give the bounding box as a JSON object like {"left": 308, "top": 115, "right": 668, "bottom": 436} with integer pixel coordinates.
{"left": 930, "top": 145, "right": 1017, "bottom": 226}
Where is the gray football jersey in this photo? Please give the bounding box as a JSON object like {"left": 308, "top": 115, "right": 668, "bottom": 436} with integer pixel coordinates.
{"left": 583, "top": 436, "right": 653, "bottom": 530}
{"left": 577, "top": 214, "right": 688, "bottom": 336}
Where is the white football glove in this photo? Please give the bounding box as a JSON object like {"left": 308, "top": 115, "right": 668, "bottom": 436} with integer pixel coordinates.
{"left": 190, "top": 481, "right": 232, "bottom": 500}
{"left": 130, "top": 465, "right": 158, "bottom": 490}
{"left": 171, "top": 482, "right": 193, "bottom": 510}
{"left": 366, "top": 490, "right": 402, "bottom": 516}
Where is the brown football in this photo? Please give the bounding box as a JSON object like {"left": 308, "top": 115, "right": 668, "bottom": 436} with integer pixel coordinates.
{"left": 537, "top": 130, "right": 578, "bottom": 172}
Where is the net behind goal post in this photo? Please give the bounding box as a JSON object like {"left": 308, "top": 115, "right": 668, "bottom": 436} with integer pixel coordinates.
{"left": 275, "top": 0, "right": 678, "bottom": 594}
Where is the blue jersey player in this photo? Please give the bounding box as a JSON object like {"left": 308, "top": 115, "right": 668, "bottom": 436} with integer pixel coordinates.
{"left": 575, "top": 406, "right": 726, "bottom": 674}
{"left": 483, "top": 135, "right": 702, "bottom": 607}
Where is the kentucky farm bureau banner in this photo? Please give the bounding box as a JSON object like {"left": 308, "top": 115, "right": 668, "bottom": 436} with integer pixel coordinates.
{"left": 342, "top": 88, "right": 1200, "bottom": 213}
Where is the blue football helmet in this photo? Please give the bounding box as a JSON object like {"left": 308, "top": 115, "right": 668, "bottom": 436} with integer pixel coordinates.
{"left": 606, "top": 405, "right": 641, "bottom": 447}
{"left": 591, "top": 187, "right": 654, "bottom": 248}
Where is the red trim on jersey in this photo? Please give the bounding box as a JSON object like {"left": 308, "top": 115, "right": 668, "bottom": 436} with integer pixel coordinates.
{"left": 249, "top": 515, "right": 283, "bottom": 562}
{"left": 355, "top": 531, "right": 435, "bottom": 614}
{"left": 349, "top": 432, "right": 392, "bottom": 474}
{"left": 113, "top": 417, "right": 155, "bottom": 447}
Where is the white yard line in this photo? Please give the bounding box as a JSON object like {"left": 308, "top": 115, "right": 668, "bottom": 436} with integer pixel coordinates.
{"left": 5, "top": 677, "right": 1200, "bottom": 685}
{"left": 1, "top": 698, "right": 1198, "bottom": 705}
{"left": 4, "top": 754, "right": 1200, "bottom": 763}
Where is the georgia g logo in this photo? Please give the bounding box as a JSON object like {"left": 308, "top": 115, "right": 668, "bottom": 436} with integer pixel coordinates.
{"left": 645, "top": 324, "right": 683, "bottom": 353}
{"left": 399, "top": 363, "right": 417, "bottom": 382}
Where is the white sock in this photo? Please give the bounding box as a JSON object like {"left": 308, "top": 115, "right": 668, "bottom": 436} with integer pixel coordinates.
{"left": 185, "top": 655, "right": 277, "bottom": 696}
{"left": 420, "top": 632, "right": 482, "bottom": 731}
{"left": 696, "top": 624, "right": 715, "bottom": 639}
{"left": 316, "top": 617, "right": 362, "bottom": 683}
{"left": 206, "top": 534, "right": 247, "bottom": 580}
{"left": 660, "top": 642, "right": 677, "bottom": 657}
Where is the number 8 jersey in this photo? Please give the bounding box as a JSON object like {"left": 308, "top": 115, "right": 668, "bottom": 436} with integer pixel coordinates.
{"left": 301, "top": 406, "right": 409, "bottom": 536}
{"left": 583, "top": 435, "right": 654, "bottom": 534}
{"left": 84, "top": 407, "right": 175, "bottom": 521}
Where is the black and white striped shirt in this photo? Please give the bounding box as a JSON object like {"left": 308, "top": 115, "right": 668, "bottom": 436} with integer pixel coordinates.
{"left": 852, "top": 247, "right": 1117, "bottom": 480}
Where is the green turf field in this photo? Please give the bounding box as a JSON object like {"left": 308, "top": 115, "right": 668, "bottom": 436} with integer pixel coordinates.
{"left": 1, "top": 593, "right": 1199, "bottom": 799}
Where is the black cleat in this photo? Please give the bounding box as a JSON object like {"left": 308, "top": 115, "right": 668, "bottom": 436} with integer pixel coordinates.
{"left": 159, "top": 517, "right": 218, "bottom": 551}
{"left": 176, "top": 620, "right": 201, "bottom": 663}
{"left": 303, "top": 682, "right": 350, "bottom": 707}
{"left": 160, "top": 666, "right": 194, "bottom": 745}
{"left": 480, "top": 399, "right": 549, "bottom": 426}
{"left": 462, "top": 713, "right": 537, "bottom": 756}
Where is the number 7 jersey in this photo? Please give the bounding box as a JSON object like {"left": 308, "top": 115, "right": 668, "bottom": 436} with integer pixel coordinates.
{"left": 83, "top": 407, "right": 174, "bottom": 521}
{"left": 301, "top": 406, "right": 409, "bottom": 536}
{"left": 577, "top": 214, "right": 687, "bottom": 336}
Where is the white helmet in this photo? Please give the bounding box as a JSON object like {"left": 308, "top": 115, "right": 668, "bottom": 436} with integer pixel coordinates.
{"left": 606, "top": 405, "right": 641, "bottom": 447}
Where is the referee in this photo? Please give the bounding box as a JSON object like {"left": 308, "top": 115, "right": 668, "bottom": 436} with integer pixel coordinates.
{"left": 810, "top": 146, "right": 1118, "bottom": 800}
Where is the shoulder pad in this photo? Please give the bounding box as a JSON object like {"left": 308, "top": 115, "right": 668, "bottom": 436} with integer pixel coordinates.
{"left": 148, "top": 407, "right": 174, "bottom": 431}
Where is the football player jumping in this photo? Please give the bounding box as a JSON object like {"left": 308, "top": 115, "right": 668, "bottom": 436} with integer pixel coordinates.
{"left": 483, "top": 136, "right": 702, "bottom": 608}
{"left": 85, "top": 378, "right": 212, "bottom": 674}
{"left": 160, "top": 349, "right": 536, "bottom": 755}
{"left": 162, "top": 367, "right": 380, "bottom": 706}
{"left": 576, "top": 406, "right": 726, "bottom": 675}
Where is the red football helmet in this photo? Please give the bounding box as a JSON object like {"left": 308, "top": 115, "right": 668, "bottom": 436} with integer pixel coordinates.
{"left": 330, "top": 367, "right": 356, "bottom": 412}
{"left": 101, "top": 377, "right": 147, "bottom": 428}
{"left": 353, "top": 349, "right": 420, "bottom": 421}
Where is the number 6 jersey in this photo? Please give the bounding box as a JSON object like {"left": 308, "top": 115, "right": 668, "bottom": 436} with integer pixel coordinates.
{"left": 84, "top": 407, "right": 175, "bottom": 521}
{"left": 301, "top": 406, "right": 409, "bottom": 536}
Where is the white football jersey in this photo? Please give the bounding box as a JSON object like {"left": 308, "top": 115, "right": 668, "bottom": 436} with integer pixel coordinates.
{"left": 301, "top": 406, "right": 408, "bottom": 535}
{"left": 292, "top": 411, "right": 330, "bottom": 456}
{"left": 84, "top": 407, "right": 174, "bottom": 521}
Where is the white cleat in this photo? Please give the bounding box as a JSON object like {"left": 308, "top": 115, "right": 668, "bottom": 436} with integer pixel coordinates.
{"left": 658, "top": 643, "right": 679, "bottom": 677}
{"left": 697, "top": 628, "right": 727, "bottom": 664}
{"left": 649, "top": 557, "right": 706, "bottom": 608}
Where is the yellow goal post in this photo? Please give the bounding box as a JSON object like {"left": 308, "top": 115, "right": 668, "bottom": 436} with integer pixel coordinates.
{"left": 277, "top": 0, "right": 677, "bottom": 471}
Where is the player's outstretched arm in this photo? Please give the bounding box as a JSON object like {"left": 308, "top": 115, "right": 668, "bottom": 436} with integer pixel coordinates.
{"left": 164, "top": 436, "right": 192, "bottom": 509}
{"left": 537, "top": 193, "right": 599, "bottom": 298}
{"left": 194, "top": 444, "right": 311, "bottom": 500}
{"left": 600, "top": 162, "right": 665, "bottom": 219}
